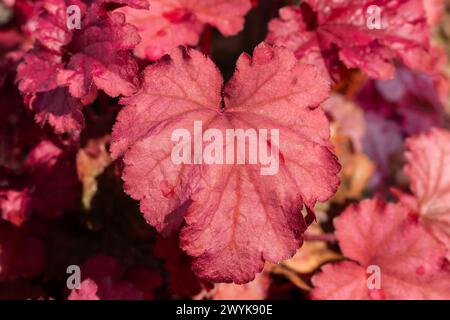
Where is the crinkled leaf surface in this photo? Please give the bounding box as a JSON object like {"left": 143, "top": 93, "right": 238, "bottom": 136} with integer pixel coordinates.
{"left": 111, "top": 43, "right": 340, "bottom": 283}
{"left": 266, "top": 0, "right": 431, "bottom": 81}
{"left": 16, "top": 2, "right": 141, "bottom": 135}
{"left": 117, "top": 0, "right": 251, "bottom": 60}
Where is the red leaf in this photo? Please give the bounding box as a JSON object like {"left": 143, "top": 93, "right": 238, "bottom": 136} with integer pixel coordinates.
{"left": 16, "top": 2, "right": 141, "bottom": 135}
{"left": 117, "top": 0, "right": 252, "bottom": 60}
{"left": 23, "top": 0, "right": 74, "bottom": 52}
{"left": 24, "top": 140, "right": 81, "bottom": 219}
{"left": 29, "top": 88, "right": 85, "bottom": 135}
{"left": 69, "top": 255, "right": 161, "bottom": 300}
{"left": 266, "top": 1, "right": 431, "bottom": 81}
{"left": 16, "top": 49, "right": 65, "bottom": 94}
{"left": 0, "top": 222, "right": 46, "bottom": 281}
{"left": 65, "top": 12, "right": 140, "bottom": 99}
{"left": 311, "top": 199, "right": 450, "bottom": 300}
{"left": 111, "top": 43, "right": 340, "bottom": 283}
{"left": 68, "top": 279, "right": 101, "bottom": 300}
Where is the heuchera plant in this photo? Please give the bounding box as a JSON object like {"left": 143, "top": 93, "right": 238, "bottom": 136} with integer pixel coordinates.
{"left": 0, "top": 0, "right": 449, "bottom": 300}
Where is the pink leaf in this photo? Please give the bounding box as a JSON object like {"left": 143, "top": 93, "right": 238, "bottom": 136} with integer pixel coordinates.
{"left": 16, "top": 49, "right": 65, "bottom": 94}
{"left": 117, "top": 0, "right": 252, "bottom": 60}
{"left": 322, "top": 93, "right": 366, "bottom": 152}
{"left": 266, "top": 1, "right": 431, "bottom": 81}
{"left": 16, "top": 50, "right": 85, "bottom": 134}
{"left": 111, "top": 43, "right": 340, "bottom": 283}
{"left": 311, "top": 199, "right": 450, "bottom": 300}
{"left": 404, "top": 128, "right": 450, "bottom": 250}
{"left": 23, "top": 0, "right": 73, "bottom": 52}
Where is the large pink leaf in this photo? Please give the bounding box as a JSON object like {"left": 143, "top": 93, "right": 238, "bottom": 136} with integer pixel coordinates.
{"left": 16, "top": 50, "right": 85, "bottom": 134}
{"left": 311, "top": 261, "right": 370, "bottom": 300}
{"left": 266, "top": 0, "right": 431, "bottom": 81}
{"left": 311, "top": 199, "right": 450, "bottom": 300}
{"left": 23, "top": 0, "right": 73, "bottom": 52}
{"left": 69, "top": 278, "right": 144, "bottom": 300}
{"left": 111, "top": 43, "right": 340, "bottom": 283}
{"left": 68, "top": 279, "right": 101, "bottom": 300}
{"left": 0, "top": 139, "right": 81, "bottom": 222}
{"left": 117, "top": 0, "right": 252, "bottom": 60}
{"left": 16, "top": 49, "right": 65, "bottom": 94}
{"left": 28, "top": 88, "right": 85, "bottom": 135}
